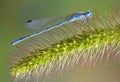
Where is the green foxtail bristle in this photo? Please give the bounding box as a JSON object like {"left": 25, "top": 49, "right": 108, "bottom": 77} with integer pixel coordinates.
{"left": 10, "top": 9, "right": 120, "bottom": 81}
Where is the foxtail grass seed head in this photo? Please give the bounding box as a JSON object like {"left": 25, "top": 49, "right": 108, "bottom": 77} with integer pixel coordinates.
{"left": 10, "top": 9, "right": 120, "bottom": 82}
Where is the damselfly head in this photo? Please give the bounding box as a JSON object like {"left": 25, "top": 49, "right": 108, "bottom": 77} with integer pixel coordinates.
{"left": 85, "top": 11, "right": 92, "bottom": 18}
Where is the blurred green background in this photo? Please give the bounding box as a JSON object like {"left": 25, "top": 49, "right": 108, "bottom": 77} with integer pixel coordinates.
{"left": 0, "top": 0, "right": 120, "bottom": 82}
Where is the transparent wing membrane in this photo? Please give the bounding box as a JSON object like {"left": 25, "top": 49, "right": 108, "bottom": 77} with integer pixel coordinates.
{"left": 25, "top": 16, "right": 70, "bottom": 31}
